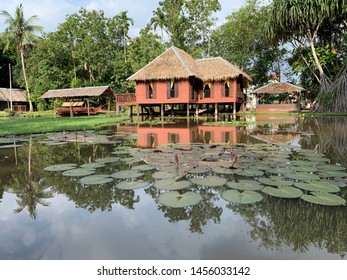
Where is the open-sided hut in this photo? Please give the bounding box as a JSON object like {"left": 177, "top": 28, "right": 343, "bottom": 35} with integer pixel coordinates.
{"left": 0, "top": 88, "right": 28, "bottom": 111}
{"left": 40, "top": 86, "right": 115, "bottom": 116}
{"left": 253, "top": 82, "right": 305, "bottom": 113}
{"left": 122, "top": 46, "right": 251, "bottom": 116}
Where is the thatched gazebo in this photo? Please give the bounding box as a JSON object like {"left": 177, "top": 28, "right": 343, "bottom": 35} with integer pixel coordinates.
{"left": 41, "top": 86, "right": 115, "bottom": 116}
{"left": 0, "top": 88, "right": 28, "bottom": 111}
{"left": 252, "top": 82, "right": 306, "bottom": 113}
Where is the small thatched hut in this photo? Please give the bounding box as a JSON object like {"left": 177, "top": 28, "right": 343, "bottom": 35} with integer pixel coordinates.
{"left": 252, "top": 82, "right": 306, "bottom": 113}
{"left": 41, "top": 86, "right": 115, "bottom": 116}
{"left": 124, "top": 46, "right": 251, "bottom": 116}
{"left": 0, "top": 88, "right": 28, "bottom": 111}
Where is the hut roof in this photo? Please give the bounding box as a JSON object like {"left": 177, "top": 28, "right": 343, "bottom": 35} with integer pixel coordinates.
{"left": 40, "top": 86, "right": 115, "bottom": 99}
{"left": 0, "top": 88, "right": 27, "bottom": 102}
{"left": 253, "top": 82, "right": 305, "bottom": 94}
{"left": 127, "top": 46, "right": 203, "bottom": 81}
{"left": 196, "top": 57, "right": 252, "bottom": 81}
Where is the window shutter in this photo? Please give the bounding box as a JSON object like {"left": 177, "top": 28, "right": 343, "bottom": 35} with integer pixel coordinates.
{"left": 174, "top": 81, "right": 179, "bottom": 98}
{"left": 166, "top": 80, "right": 171, "bottom": 99}
{"left": 152, "top": 82, "right": 157, "bottom": 99}
{"left": 221, "top": 82, "right": 225, "bottom": 97}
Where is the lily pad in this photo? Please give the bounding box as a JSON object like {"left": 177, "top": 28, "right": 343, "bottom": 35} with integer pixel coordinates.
{"left": 295, "top": 181, "right": 341, "bottom": 193}
{"left": 111, "top": 170, "right": 144, "bottom": 179}
{"left": 227, "top": 180, "right": 263, "bottom": 191}
{"left": 212, "top": 166, "right": 241, "bottom": 175}
{"left": 80, "top": 174, "right": 114, "bottom": 185}
{"left": 221, "top": 190, "right": 263, "bottom": 204}
{"left": 116, "top": 180, "right": 150, "bottom": 190}
{"left": 62, "top": 168, "right": 96, "bottom": 177}
{"left": 44, "top": 163, "right": 77, "bottom": 172}
{"left": 152, "top": 171, "right": 177, "bottom": 180}
{"left": 95, "top": 157, "right": 121, "bottom": 163}
{"left": 238, "top": 169, "right": 264, "bottom": 177}
{"left": 190, "top": 175, "right": 227, "bottom": 187}
{"left": 154, "top": 179, "right": 191, "bottom": 190}
{"left": 188, "top": 166, "right": 211, "bottom": 174}
{"left": 80, "top": 162, "right": 106, "bottom": 169}
{"left": 157, "top": 191, "right": 202, "bottom": 208}
{"left": 262, "top": 186, "right": 303, "bottom": 198}
{"left": 131, "top": 164, "right": 157, "bottom": 171}
{"left": 318, "top": 170, "right": 347, "bottom": 178}
{"left": 258, "top": 177, "right": 293, "bottom": 187}
{"left": 301, "top": 192, "right": 346, "bottom": 206}
{"left": 285, "top": 172, "right": 321, "bottom": 181}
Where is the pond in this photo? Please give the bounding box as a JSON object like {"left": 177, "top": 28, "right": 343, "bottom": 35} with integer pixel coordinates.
{"left": 0, "top": 115, "right": 346, "bottom": 260}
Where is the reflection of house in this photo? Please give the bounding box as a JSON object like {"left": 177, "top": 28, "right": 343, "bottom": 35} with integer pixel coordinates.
{"left": 117, "top": 46, "right": 251, "bottom": 116}
{"left": 253, "top": 82, "right": 305, "bottom": 113}
{"left": 40, "top": 86, "right": 115, "bottom": 116}
{"left": 0, "top": 88, "right": 28, "bottom": 111}
{"left": 117, "top": 125, "right": 237, "bottom": 148}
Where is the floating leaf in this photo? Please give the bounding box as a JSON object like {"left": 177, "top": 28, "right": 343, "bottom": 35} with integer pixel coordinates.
{"left": 285, "top": 172, "right": 320, "bottom": 181}
{"left": 157, "top": 191, "right": 202, "bottom": 208}
{"left": 318, "top": 170, "right": 347, "bottom": 178}
{"left": 295, "top": 181, "right": 340, "bottom": 193}
{"left": 190, "top": 175, "right": 227, "bottom": 187}
{"left": 152, "top": 171, "right": 177, "bottom": 180}
{"left": 262, "top": 186, "right": 303, "bottom": 198}
{"left": 239, "top": 169, "right": 264, "bottom": 177}
{"left": 289, "top": 165, "right": 318, "bottom": 172}
{"left": 188, "top": 166, "right": 211, "bottom": 174}
{"left": 62, "top": 168, "right": 96, "bottom": 177}
{"left": 212, "top": 166, "right": 241, "bottom": 175}
{"left": 116, "top": 180, "right": 150, "bottom": 190}
{"left": 80, "top": 162, "right": 106, "bottom": 169}
{"left": 44, "top": 163, "right": 77, "bottom": 172}
{"left": 258, "top": 177, "right": 293, "bottom": 187}
{"left": 227, "top": 180, "right": 263, "bottom": 191}
{"left": 111, "top": 170, "right": 144, "bottom": 179}
{"left": 154, "top": 179, "right": 191, "bottom": 190}
{"left": 95, "top": 157, "right": 121, "bottom": 163}
{"left": 221, "top": 190, "right": 263, "bottom": 204}
{"left": 131, "top": 164, "right": 157, "bottom": 171}
{"left": 80, "top": 174, "right": 114, "bottom": 185}
{"left": 301, "top": 192, "right": 346, "bottom": 206}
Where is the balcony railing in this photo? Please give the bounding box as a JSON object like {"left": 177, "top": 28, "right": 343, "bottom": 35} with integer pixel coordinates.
{"left": 116, "top": 93, "right": 136, "bottom": 105}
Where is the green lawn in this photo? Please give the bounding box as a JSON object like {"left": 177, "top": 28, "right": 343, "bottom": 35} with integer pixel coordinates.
{"left": 0, "top": 112, "right": 129, "bottom": 136}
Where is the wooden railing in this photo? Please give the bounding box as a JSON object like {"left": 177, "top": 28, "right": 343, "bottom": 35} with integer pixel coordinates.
{"left": 116, "top": 93, "right": 136, "bottom": 105}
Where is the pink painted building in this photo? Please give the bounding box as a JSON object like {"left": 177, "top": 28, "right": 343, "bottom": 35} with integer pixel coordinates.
{"left": 116, "top": 46, "right": 251, "bottom": 115}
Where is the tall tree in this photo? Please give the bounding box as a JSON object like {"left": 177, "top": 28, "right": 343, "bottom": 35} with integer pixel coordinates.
{"left": 0, "top": 4, "right": 43, "bottom": 111}
{"left": 115, "top": 11, "right": 134, "bottom": 62}
{"left": 150, "top": 0, "right": 221, "bottom": 57}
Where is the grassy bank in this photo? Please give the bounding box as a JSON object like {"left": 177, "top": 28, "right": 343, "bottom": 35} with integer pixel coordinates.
{"left": 0, "top": 112, "right": 129, "bottom": 136}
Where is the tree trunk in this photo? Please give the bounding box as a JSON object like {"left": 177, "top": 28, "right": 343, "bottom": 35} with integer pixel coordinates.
{"left": 309, "top": 38, "right": 324, "bottom": 81}
{"left": 20, "top": 48, "right": 33, "bottom": 111}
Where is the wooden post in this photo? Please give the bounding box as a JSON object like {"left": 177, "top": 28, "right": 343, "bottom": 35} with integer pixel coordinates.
{"left": 214, "top": 103, "right": 218, "bottom": 117}
{"left": 233, "top": 102, "right": 237, "bottom": 115}
{"left": 130, "top": 106, "right": 133, "bottom": 116}
{"left": 137, "top": 105, "right": 140, "bottom": 118}
{"left": 53, "top": 98, "right": 57, "bottom": 117}
{"left": 161, "top": 103, "right": 164, "bottom": 118}
{"left": 87, "top": 99, "right": 90, "bottom": 116}
{"left": 69, "top": 100, "right": 73, "bottom": 117}
{"left": 195, "top": 104, "right": 199, "bottom": 116}
{"left": 187, "top": 103, "right": 189, "bottom": 117}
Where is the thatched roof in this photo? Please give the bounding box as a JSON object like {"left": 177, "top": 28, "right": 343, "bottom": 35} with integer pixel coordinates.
{"left": 0, "top": 88, "right": 27, "bottom": 102}
{"left": 253, "top": 82, "right": 305, "bottom": 94}
{"left": 127, "top": 46, "right": 250, "bottom": 82}
{"left": 40, "top": 86, "right": 115, "bottom": 99}
{"left": 127, "top": 46, "right": 203, "bottom": 81}
{"left": 196, "top": 57, "right": 251, "bottom": 81}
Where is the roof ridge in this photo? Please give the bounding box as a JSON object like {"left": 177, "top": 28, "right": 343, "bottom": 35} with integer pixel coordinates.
{"left": 170, "top": 46, "right": 195, "bottom": 76}
{"left": 48, "top": 86, "right": 109, "bottom": 92}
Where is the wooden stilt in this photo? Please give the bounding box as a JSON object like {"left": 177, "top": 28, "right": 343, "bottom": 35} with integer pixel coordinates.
{"left": 87, "top": 99, "right": 90, "bottom": 116}
{"left": 233, "top": 102, "right": 237, "bottom": 115}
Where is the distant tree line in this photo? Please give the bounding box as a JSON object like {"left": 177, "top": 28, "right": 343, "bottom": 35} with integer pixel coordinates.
{"left": 1, "top": 0, "right": 347, "bottom": 112}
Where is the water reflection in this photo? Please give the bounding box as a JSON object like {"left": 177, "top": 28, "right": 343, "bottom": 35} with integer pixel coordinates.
{"left": 0, "top": 116, "right": 346, "bottom": 259}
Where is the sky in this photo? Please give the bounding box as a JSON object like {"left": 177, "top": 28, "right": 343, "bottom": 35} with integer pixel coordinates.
{"left": 0, "top": 0, "right": 246, "bottom": 37}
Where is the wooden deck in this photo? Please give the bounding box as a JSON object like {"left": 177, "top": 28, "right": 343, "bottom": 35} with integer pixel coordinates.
{"left": 115, "top": 93, "right": 136, "bottom": 106}
{"left": 255, "top": 104, "right": 300, "bottom": 113}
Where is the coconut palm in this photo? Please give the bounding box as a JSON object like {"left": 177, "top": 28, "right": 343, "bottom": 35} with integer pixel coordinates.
{"left": 0, "top": 4, "right": 43, "bottom": 111}
{"left": 116, "top": 11, "right": 134, "bottom": 63}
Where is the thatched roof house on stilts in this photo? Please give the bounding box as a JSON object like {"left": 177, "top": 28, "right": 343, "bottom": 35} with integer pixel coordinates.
{"left": 117, "top": 46, "right": 251, "bottom": 117}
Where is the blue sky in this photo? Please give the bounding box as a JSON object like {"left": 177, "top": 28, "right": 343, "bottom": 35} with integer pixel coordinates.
{"left": 1, "top": 0, "right": 246, "bottom": 37}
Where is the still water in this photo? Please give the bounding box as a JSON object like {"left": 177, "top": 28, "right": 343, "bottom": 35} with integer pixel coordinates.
{"left": 0, "top": 116, "right": 346, "bottom": 260}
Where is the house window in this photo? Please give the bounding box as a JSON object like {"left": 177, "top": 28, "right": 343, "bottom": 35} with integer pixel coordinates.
{"left": 168, "top": 133, "right": 179, "bottom": 144}
{"left": 146, "top": 82, "right": 156, "bottom": 99}
{"left": 225, "top": 83, "right": 230, "bottom": 97}
{"left": 167, "top": 80, "right": 178, "bottom": 98}
{"left": 204, "top": 84, "right": 211, "bottom": 98}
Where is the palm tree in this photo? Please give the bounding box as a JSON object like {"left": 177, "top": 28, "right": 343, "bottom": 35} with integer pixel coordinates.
{"left": 116, "top": 11, "right": 134, "bottom": 63}
{"left": 1, "top": 4, "right": 43, "bottom": 111}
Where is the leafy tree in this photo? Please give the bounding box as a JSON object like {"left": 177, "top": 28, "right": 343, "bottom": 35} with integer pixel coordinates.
{"left": 150, "top": 0, "right": 221, "bottom": 57}
{"left": 210, "top": 0, "right": 282, "bottom": 86}
{"left": 115, "top": 11, "right": 134, "bottom": 63}
{"left": 0, "top": 4, "right": 43, "bottom": 111}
